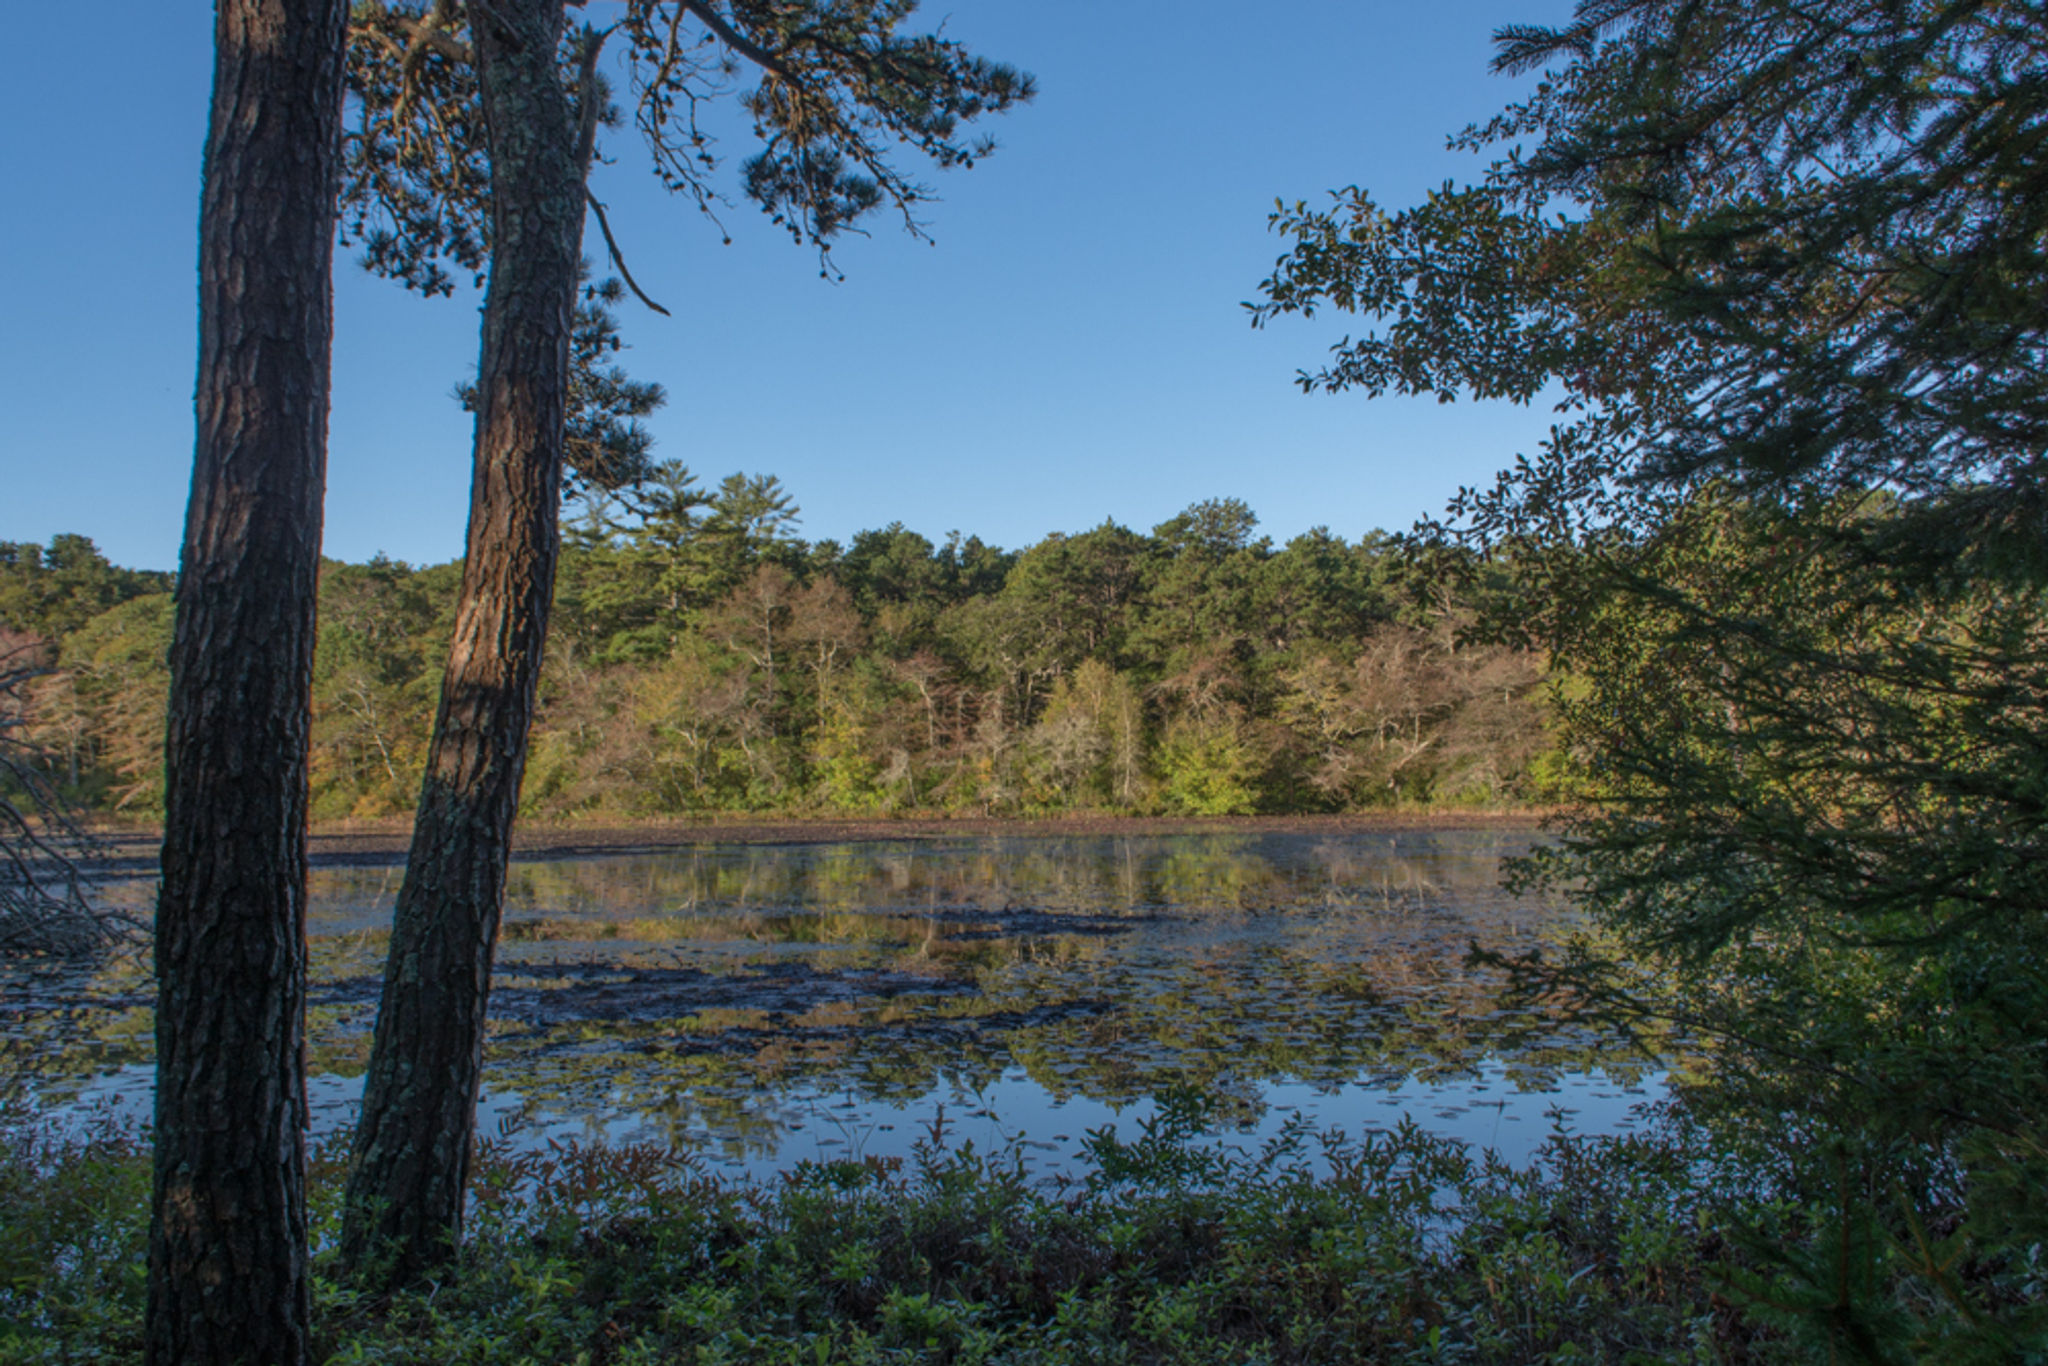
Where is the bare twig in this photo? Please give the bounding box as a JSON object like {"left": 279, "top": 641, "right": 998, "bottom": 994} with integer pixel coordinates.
{"left": 585, "top": 191, "right": 673, "bottom": 316}
{"left": 0, "top": 645, "right": 138, "bottom": 956}
{"left": 391, "top": 10, "right": 471, "bottom": 64}
{"left": 676, "top": 0, "right": 797, "bottom": 83}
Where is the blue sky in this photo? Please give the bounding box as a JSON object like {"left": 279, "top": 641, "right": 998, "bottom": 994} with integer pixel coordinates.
{"left": 1, "top": 1, "right": 1568, "bottom": 572}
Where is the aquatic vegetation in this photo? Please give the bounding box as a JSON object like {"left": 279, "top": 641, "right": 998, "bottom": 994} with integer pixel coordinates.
{"left": 6, "top": 833, "right": 1658, "bottom": 1172}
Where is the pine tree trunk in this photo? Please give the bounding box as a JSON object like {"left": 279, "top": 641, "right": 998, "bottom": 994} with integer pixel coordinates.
{"left": 147, "top": 0, "right": 347, "bottom": 1362}
{"left": 340, "top": 0, "right": 586, "bottom": 1281}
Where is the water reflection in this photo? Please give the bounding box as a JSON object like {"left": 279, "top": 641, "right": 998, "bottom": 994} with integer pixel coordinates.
{"left": 6, "top": 830, "right": 1666, "bottom": 1174}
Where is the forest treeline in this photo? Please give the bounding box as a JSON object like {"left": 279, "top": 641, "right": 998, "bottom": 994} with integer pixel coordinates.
{"left": 0, "top": 479, "right": 1552, "bottom": 822}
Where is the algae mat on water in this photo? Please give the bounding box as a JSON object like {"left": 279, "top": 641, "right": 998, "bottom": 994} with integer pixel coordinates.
{"left": 6, "top": 828, "right": 1668, "bottom": 1177}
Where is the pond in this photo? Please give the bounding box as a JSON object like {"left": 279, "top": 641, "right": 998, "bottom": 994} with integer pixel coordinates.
{"left": 4, "top": 828, "right": 1665, "bottom": 1181}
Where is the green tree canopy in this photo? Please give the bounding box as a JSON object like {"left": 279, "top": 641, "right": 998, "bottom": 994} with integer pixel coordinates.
{"left": 0, "top": 536, "right": 172, "bottom": 642}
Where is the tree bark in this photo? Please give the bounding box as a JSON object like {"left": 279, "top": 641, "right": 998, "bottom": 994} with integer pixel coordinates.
{"left": 147, "top": 0, "right": 347, "bottom": 1362}
{"left": 341, "top": 0, "right": 587, "bottom": 1281}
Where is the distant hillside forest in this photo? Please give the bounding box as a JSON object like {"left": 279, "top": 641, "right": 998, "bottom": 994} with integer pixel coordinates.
{"left": 0, "top": 476, "right": 1555, "bottom": 820}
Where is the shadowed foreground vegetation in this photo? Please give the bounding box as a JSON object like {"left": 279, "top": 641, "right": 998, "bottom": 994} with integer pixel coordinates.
{"left": 0, "top": 1088, "right": 1721, "bottom": 1364}
{"left": 9, "top": 1082, "right": 2047, "bottom": 1364}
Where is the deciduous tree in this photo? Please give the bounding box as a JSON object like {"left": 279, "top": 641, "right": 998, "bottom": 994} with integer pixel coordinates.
{"left": 0, "top": 634, "right": 127, "bottom": 956}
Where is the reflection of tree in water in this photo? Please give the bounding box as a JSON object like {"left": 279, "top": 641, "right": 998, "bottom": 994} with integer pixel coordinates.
{"left": 481, "top": 831, "right": 1543, "bottom": 922}
{"left": 4, "top": 833, "right": 1671, "bottom": 1152}
{"left": 465, "top": 838, "right": 1651, "bottom": 1148}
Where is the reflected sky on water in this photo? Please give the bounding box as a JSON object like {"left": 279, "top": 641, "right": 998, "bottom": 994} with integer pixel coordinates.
{"left": 9, "top": 829, "right": 1668, "bottom": 1176}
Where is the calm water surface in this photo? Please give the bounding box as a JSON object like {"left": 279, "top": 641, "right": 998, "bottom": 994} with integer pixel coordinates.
{"left": 5, "top": 830, "right": 1662, "bottom": 1179}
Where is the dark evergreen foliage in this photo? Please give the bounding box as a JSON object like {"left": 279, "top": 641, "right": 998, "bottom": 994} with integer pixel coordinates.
{"left": 1254, "top": 0, "right": 2048, "bottom": 1352}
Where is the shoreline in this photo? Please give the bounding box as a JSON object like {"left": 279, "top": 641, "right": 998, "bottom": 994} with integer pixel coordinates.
{"left": 78, "top": 809, "right": 1550, "bottom": 875}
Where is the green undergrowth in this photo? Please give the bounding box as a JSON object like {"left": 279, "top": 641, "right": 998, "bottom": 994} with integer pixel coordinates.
{"left": 4, "top": 1088, "right": 2033, "bottom": 1364}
